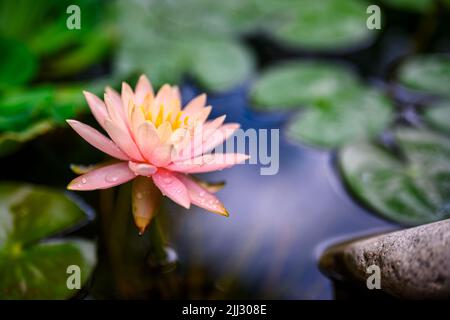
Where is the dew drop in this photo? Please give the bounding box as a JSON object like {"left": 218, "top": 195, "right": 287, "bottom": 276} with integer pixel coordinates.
{"left": 81, "top": 178, "right": 87, "bottom": 184}
{"left": 199, "top": 191, "right": 205, "bottom": 197}
{"left": 105, "top": 174, "right": 119, "bottom": 183}
{"left": 136, "top": 192, "right": 143, "bottom": 200}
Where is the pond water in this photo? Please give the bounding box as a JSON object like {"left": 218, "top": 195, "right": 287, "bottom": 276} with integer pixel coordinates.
{"left": 170, "top": 83, "right": 397, "bottom": 299}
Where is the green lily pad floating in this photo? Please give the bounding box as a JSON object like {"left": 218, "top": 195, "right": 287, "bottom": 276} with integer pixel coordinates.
{"left": 339, "top": 128, "right": 450, "bottom": 225}
{"left": 424, "top": 100, "right": 450, "bottom": 135}
{"left": 0, "top": 38, "right": 37, "bottom": 90}
{"left": 398, "top": 55, "right": 450, "bottom": 98}
{"left": 0, "top": 182, "right": 95, "bottom": 299}
{"left": 251, "top": 61, "right": 361, "bottom": 111}
{"left": 251, "top": 61, "right": 393, "bottom": 148}
{"left": 114, "top": 0, "right": 253, "bottom": 91}
{"left": 272, "top": 0, "right": 374, "bottom": 51}
{"left": 287, "top": 88, "right": 394, "bottom": 148}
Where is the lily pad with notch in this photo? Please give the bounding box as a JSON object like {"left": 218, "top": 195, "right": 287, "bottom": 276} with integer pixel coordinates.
{"left": 0, "top": 182, "right": 96, "bottom": 299}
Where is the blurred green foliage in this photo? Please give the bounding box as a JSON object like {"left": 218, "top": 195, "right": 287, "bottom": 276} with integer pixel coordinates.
{"left": 339, "top": 129, "right": 450, "bottom": 225}
{"left": 251, "top": 61, "right": 394, "bottom": 147}
{"left": 398, "top": 55, "right": 450, "bottom": 98}
{"left": 0, "top": 0, "right": 111, "bottom": 156}
{"left": 0, "top": 183, "right": 95, "bottom": 299}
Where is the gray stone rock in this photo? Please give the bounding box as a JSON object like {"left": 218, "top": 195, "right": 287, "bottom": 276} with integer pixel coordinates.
{"left": 319, "top": 219, "right": 450, "bottom": 299}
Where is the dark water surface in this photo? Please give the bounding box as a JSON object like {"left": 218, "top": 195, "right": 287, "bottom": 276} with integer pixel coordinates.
{"left": 171, "top": 84, "right": 397, "bottom": 299}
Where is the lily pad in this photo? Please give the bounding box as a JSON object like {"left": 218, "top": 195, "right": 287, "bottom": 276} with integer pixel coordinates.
{"left": 398, "top": 55, "right": 450, "bottom": 98}
{"left": 339, "top": 128, "right": 450, "bottom": 225}
{"left": 287, "top": 89, "right": 393, "bottom": 148}
{"left": 0, "top": 183, "right": 96, "bottom": 299}
{"left": 251, "top": 61, "right": 361, "bottom": 111}
{"left": 272, "top": 0, "right": 374, "bottom": 51}
{"left": 114, "top": 0, "right": 253, "bottom": 91}
{"left": 189, "top": 39, "right": 253, "bottom": 92}
{"left": 424, "top": 100, "right": 450, "bottom": 135}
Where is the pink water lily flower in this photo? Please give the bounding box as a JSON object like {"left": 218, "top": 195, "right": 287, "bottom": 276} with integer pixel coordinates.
{"left": 67, "top": 75, "right": 248, "bottom": 233}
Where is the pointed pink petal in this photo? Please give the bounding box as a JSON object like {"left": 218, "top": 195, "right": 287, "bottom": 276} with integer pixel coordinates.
{"left": 175, "top": 123, "right": 239, "bottom": 161}
{"left": 66, "top": 120, "right": 129, "bottom": 161}
{"left": 132, "top": 176, "right": 162, "bottom": 234}
{"left": 121, "top": 82, "right": 135, "bottom": 116}
{"left": 167, "top": 153, "right": 249, "bottom": 173}
{"left": 68, "top": 162, "right": 135, "bottom": 190}
{"left": 154, "top": 84, "right": 172, "bottom": 109}
{"left": 183, "top": 93, "right": 206, "bottom": 115}
{"left": 104, "top": 93, "right": 128, "bottom": 130}
{"left": 201, "top": 123, "right": 240, "bottom": 155}
{"left": 104, "top": 119, "right": 144, "bottom": 162}
{"left": 135, "top": 75, "right": 154, "bottom": 105}
{"left": 177, "top": 174, "right": 228, "bottom": 216}
{"left": 83, "top": 91, "right": 108, "bottom": 130}
{"left": 152, "top": 169, "right": 190, "bottom": 209}
{"left": 105, "top": 86, "right": 126, "bottom": 119}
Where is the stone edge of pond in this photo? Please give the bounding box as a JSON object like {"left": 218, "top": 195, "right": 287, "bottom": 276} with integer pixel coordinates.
{"left": 319, "top": 218, "right": 450, "bottom": 299}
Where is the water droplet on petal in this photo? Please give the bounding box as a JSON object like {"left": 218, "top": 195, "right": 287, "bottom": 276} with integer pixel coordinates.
{"left": 105, "top": 174, "right": 119, "bottom": 183}
{"left": 199, "top": 191, "right": 205, "bottom": 197}
{"left": 81, "top": 178, "right": 87, "bottom": 184}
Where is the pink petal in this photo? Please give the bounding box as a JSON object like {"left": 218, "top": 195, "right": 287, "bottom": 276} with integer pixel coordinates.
{"left": 132, "top": 176, "right": 162, "bottom": 234}
{"left": 128, "top": 161, "right": 157, "bottom": 176}
{"left": 121, "top": 82, "right": 135, "bottom": 116}
{"left": 135, "top": 75, "right": 154, "bottom": 105}
{"left": 68, "top": 162, "right": 135, "bottom": 190}
{"left": 177, "top": 174, "right": 228, "bottom": 216}
{"left": 201, "top": 123, "right": 240, "bottom": 155}
{"left": 136, "top": 122, "right": 159, "bottom": 162}
{"left": 104, "top": 93, "right": 128, "bottom": 130}
{"left": 66, "top": 120, "right": 129, "bottom": 161}
{"left": 154, "top": 84, "right": 172, "bottom": 109}
{"left": 175, "top": 123, "right": 239, "bottom": 161}
{"left": 105, "top": 87, "right": 126, "bottom": 120}
{"left": 150, "top": 144, "right": 173, "bottom": 167}
{"left": 104, "top": 119, "right": 144, "bottom": 162}
{"left": 167, "top": 153, "right": 249, "bottom": 173}
{"left": 83, "top": 91, "right": 108, "bottom": 130}
{"left": 183, "top": 93, "right": 206, "bottom": 115}
{"left": 152, "top": 169, "right": 190, "bottom": 209}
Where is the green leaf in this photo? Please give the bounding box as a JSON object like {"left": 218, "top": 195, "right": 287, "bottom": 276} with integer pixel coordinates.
{"left": 0, "top": 38, "right": 37, "bottom": 89}
{"left": 0, "top": 183, "right": 95, "bottom": 299}
{"left": 251, "top": 61, "right": 360, "bottom": 110}
{"left": 0, "top": 183, "right": 89, "bottom": 246}
{"left": 424, "top": 100, "right": 450, "bottom": 135}
{"left": 273, "top": 0, "right": 374, "bottom": 51}
{"left": 398, "top": 55, "right": 450, "bottom": 98}
{"left": 0, "top": 87, "right": 53, "bottom": 131}
{"left": 114, "top": 0, "right": 253, "bottom": 91}
{"left": 0, "top": 240, "right": 95, "bottom": 299}
{"left": 339, "top": 128, "right": 450, "bottom": 225}
{"left": 287, "top": 88, "right": 393, "bottom": 148}
{"left": 189, "top": 39, "right": 253, "bottom": 92}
